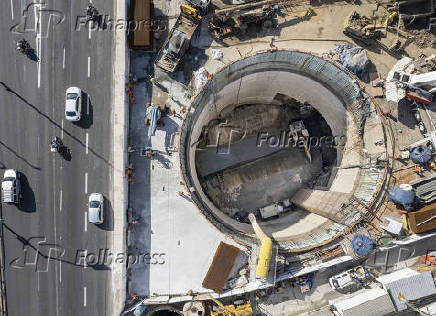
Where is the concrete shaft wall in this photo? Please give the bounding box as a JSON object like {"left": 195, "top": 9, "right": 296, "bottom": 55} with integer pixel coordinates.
{"left": 179, "top": 50, "right": 372, "bottom": 250}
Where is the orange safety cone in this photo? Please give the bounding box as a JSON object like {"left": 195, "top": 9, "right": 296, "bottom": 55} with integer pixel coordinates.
{"left": 127, "top": 90, "right": 133, "bottom": 97}
{"left": 172, "top": 108, "right": 177, "bottom": 116}
{"left": 180, "top": 106, "right": 185, "bottom": 113}
{"left": 130, "top": 97, "right": 136, "bottom": 104}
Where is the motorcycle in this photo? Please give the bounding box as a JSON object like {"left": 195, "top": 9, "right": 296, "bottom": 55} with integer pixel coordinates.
{"left": 16, "top": 39, "right": 31, "bottom": 55}
{"left": 86, "top": 4, "right": 99, "bottom": 22}
{"left": 50, "top": 137, "right": 62, "bottom": 153}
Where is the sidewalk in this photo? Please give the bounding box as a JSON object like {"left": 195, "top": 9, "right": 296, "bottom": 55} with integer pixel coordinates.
{"left": 111, "top": 0, "right": 128, "bottom": 313}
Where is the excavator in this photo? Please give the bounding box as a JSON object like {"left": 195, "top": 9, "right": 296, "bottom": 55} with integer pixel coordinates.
{"left": 208, "top": 294, "right": 252, "bottom": 316}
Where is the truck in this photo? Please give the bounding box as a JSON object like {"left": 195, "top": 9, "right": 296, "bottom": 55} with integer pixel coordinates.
{"left": 128, "top": 0, "right": 153, "bottom": 50}
{"left": 155, "top": 5, "right": 202, "bottom": 73}
{"left": 1, "top": 169, "right": 21, "bottom": 204}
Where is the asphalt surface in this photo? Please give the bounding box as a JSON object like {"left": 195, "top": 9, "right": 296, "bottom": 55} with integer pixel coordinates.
{"left": 0, "top": 0, "right": 114, "bottom": 315}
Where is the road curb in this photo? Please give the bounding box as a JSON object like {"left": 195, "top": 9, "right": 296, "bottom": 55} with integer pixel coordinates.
{"left": 111, "top": 0, "right": 129, "bottom": 314}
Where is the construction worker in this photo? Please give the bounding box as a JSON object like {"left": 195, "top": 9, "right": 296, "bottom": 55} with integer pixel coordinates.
{"left": 150, "top": 77, "right": 156, "bottom": 84}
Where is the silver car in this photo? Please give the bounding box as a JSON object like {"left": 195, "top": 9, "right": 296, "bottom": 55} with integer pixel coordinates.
{"left": 88, "top": 193, "right": 104, "bottom": 224}
{"left": 65, "top": 87, "right": 82, "bottom": 122}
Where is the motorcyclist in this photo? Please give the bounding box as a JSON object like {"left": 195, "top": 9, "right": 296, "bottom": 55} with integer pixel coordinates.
{"left": 50, "top": 137, "right": 62, "bottom": 152}
{"left": 86, "top": 4, "right": 99, "bottom": 21}
{"left": 16, "top": 39, "right": 30, "bottom": 53}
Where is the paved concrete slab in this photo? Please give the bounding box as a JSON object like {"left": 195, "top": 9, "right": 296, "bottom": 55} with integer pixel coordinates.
{"left": 127, "top": 52, "right": 248, "bottom": 298}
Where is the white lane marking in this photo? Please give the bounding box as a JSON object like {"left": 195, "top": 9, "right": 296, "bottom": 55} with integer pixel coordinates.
{"left": 87, "top": 56, "right": 90, "bottom": 78}
{"left": 88, "top": 24, "right": 92, "bottom": 40}
{"left": 86, "top": 133, "right": 89, "bottom": 155}
{"left": 59, "top": 261, "right": 62, "bottom": 283}
{"left": 85, "top": 172, "right": 88, "bottom": 193}
{"left": 61, "top": 119, "right": 64, "bottom": 139}
{"left": 83, "top": 250, "right": 88, "bottom": 268}
{"left": 85, "top": 211, "right": 88, "bottom": 232}
{"left": 10, "top": 0, "right": 14, "bottom": 20}
{"left": 35, "top": 2, "right": 42, "bottom": 88}
{"left": 87, "top": 95, "right": 90, "bottom": 115}
{"left": 59, "top": 190, "right": 62, "bottom": 212}
{"left": 62, "top": 47, "right": 65, "bottom": 69}
{"left": 83, "top": 286, "right": 87, "bottom": 307}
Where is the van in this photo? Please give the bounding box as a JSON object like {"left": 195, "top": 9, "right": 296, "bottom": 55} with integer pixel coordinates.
{"left": 1, "top": 169, "right": 21, "bottom": 204}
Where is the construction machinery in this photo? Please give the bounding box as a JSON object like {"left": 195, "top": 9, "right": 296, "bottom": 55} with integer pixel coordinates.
{"left": 209, "top": 0, "right": 279, "bottom": 38}
{"left": 208, "top": 294, "right": 252, "bottom": 316}
{"left": 155, "top": 5, "right": 202, "bottom": 72}
{"left": 343, "top": 10, "right": 384, "bottom": 45}
{"left": 289, "top": 120, "right": 311, "bottom": 162}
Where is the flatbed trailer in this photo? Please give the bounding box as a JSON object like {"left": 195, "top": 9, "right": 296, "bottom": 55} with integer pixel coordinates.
{"left": 155, "top": 5, "right": 201, "bottom": 73}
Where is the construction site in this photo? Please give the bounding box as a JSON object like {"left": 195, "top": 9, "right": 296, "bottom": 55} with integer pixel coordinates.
{"left": 122, "top": 0, "right": 436, "bottom": 315}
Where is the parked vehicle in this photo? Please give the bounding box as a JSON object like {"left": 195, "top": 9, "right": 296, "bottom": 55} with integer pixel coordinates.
{"left": 88, "top": 193, "right": 104, "bottom": 224}
{"left": 155, "top": 5, "right": 202, "bottom": 73}
{"left": 329, "top": 266, "right": 370, "bottom": 290}
{"left": 65, "top": 87, "right": 82, "bottom": 122}
{"left": 1, "top": 169, "right": 21, "bottom": 204}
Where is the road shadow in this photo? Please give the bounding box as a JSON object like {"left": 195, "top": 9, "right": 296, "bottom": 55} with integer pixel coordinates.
{"left": 17, "top": 172, "right": 36, "bottom": 213}
{"left": 26, "top": 49, "right": 39, "bottom": 62}
{"left": 60, "top": 146, "right": 72, "bottom": 161}
{"left": 98, "top": 197, "right": 113, "bottom": 231}
{"left": 74, "top": 91, "right": 93, "bottom": 129}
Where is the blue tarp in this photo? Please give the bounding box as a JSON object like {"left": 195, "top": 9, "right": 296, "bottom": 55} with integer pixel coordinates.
{"left": 410, "top": 145, "right": 432, "bottom": 164}
{"left": 389, "top": 186, "right": 416, "bottom": 211}
{"left": 352, "top": 235, "right": 373, "bottom": 256}
{"left": 333, "top": 44, "right": 369, "bottom": 80}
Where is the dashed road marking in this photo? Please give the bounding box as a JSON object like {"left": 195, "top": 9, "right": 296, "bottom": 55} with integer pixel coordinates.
{"left": 62, "top": 47, "right": 65, "bottom": 69}
{"left": 86, "top": 133, "right": 89, "bottom": 155}
{"left": 83, "top": 286, "right": 87, "bottom": 307}
{"left": 85, "top": 172, "right": 88, "bottom": 193}
{"left": 10, "top": 0, "right": 14, "bottom": 20}
{"left": 59, "top": 190, "right": 62, "bottom": 212}
{"left": 61, "top": 119, "right": 64, "bottom": 139}
{"left": 87, "top": 56, "right": 90, "bottom": 78}
{"left": 85, "top": 211, "right": 88, "bottom": 232}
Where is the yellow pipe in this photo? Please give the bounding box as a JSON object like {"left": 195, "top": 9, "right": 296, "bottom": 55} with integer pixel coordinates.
{"left": 256, "top": 237, "right": 272, "bottom": 278}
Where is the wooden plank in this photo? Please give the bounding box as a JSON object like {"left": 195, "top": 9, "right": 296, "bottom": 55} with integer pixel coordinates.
{"left": 202, "top": 242, "right": 240, "bottom": 293}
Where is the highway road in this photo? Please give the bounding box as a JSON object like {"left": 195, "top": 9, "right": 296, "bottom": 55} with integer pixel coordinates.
{"left": 0, "top": 0, "right": 115, "bottom": 315}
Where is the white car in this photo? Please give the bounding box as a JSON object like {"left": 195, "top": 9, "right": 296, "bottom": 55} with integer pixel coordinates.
{"left": 65, "top": 87, "right": 82, "bottom": 122}
{"left": 88, "top": 193, "right": 104, "bottom": 224}
{"left": 1, "top": 169, "right": 21, "bottom": 204}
